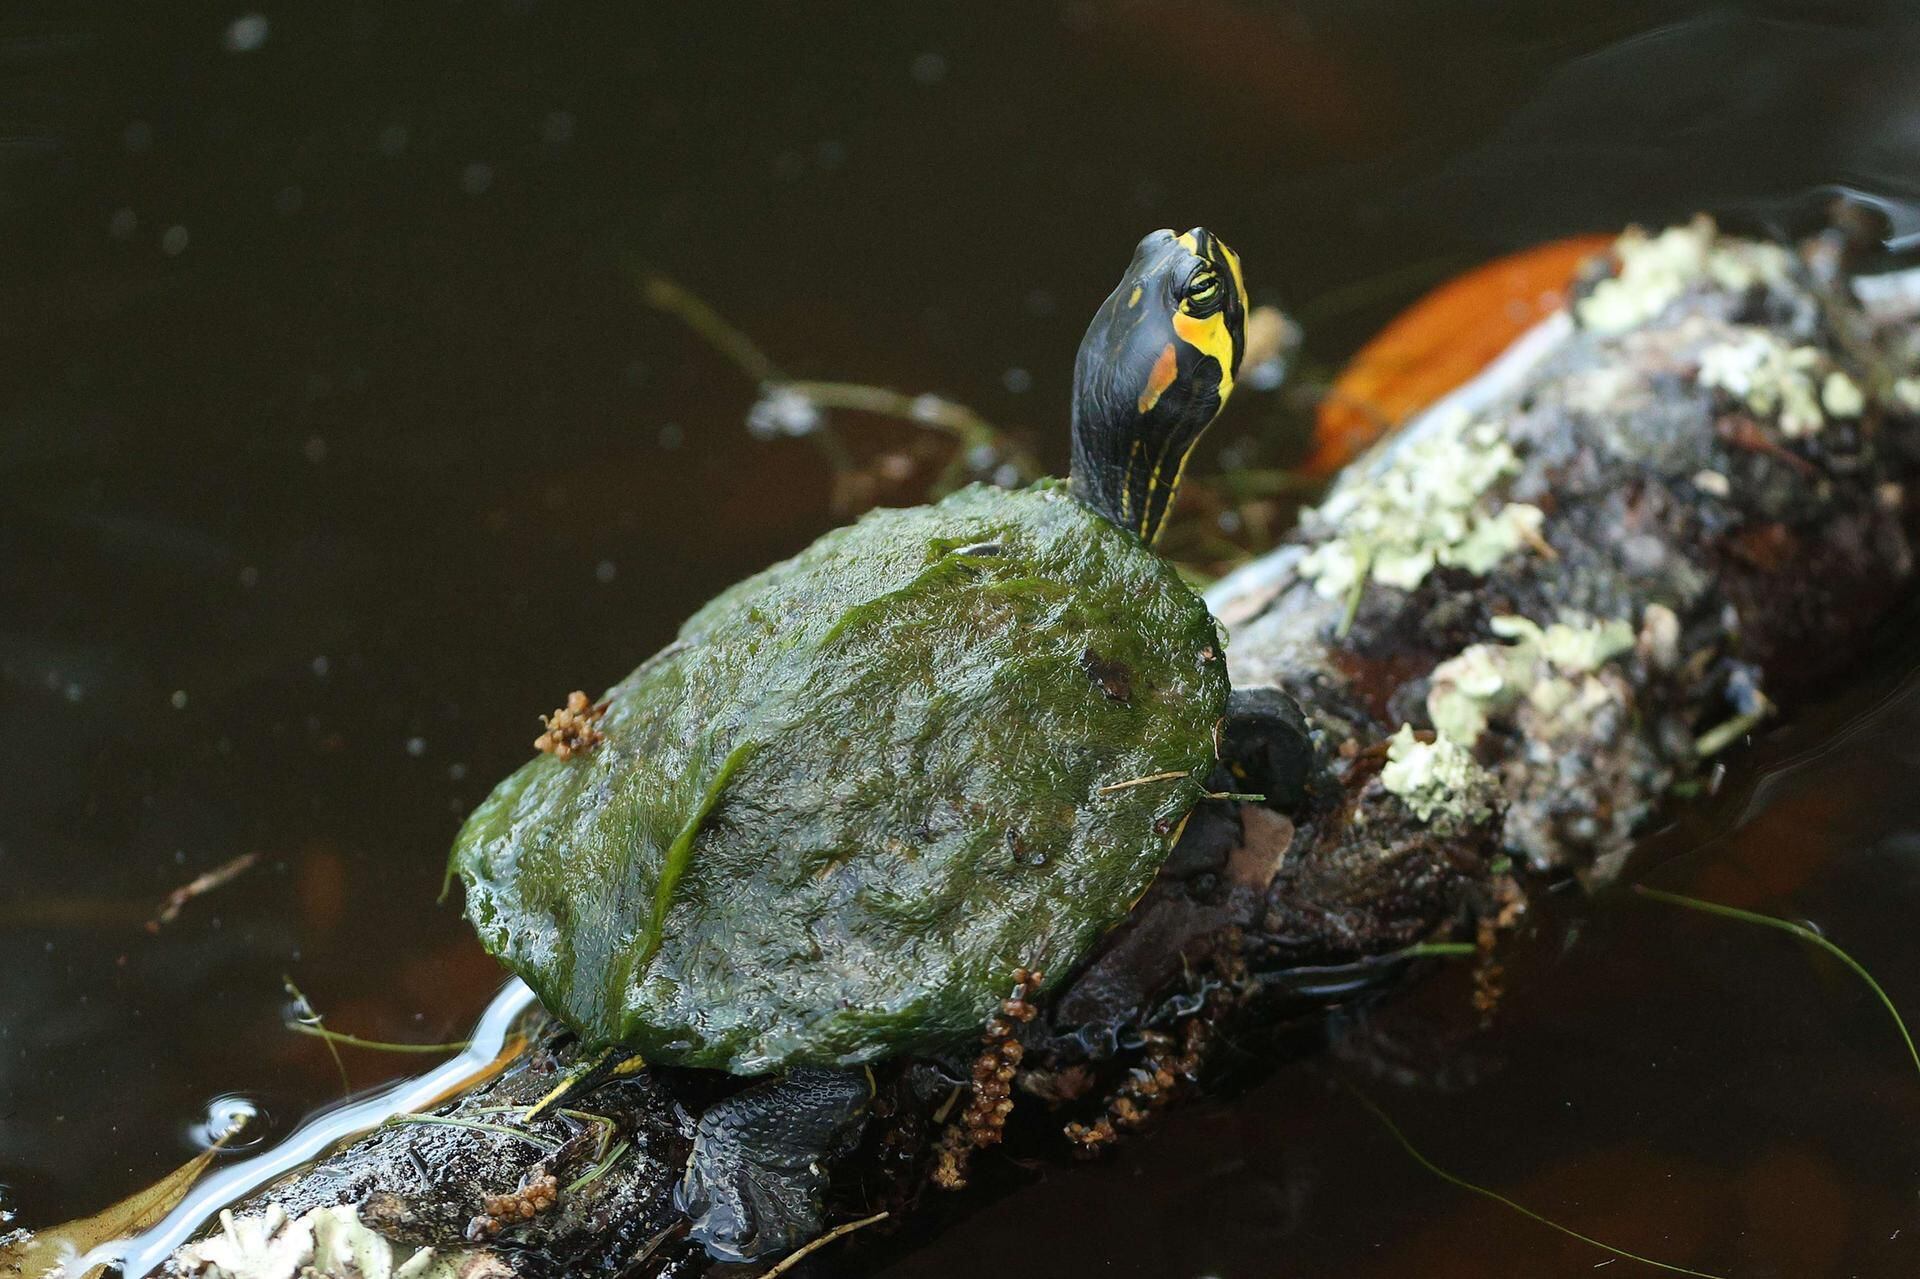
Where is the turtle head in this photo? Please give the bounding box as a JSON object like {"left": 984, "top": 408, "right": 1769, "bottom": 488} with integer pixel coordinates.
{"left": 1069, "top": 227, "right": 1247, "bottom": 545}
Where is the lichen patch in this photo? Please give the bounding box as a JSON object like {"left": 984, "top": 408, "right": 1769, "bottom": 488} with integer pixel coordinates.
{"left": 1297, "top": 410, "right": 1545, "bottom": 599}
{"left": 1426, "top": 611, "right": 1637, "bottom": 749}
{"left": 1696, "top": 327, "right": 1832, "bottom": 438}
{"left": 1577, "top": 216, "right": 1793, "bottom": 334}
{"left": 1378, "top": 725, "right": 1498, "bottom": 832}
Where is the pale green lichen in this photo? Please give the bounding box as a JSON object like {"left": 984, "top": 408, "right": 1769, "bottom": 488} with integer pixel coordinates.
{"left": 1379, "top": 724, "right": 1496, "bottom": 830}
{"left": 1696, "top": 328, "right": 1829, "bottom": 437}
{"left": 1577, "top": 216, "right": 1793, "bottom": 335}
{"left": 174, "top": 1204, "right": 505, "bottom": 1279}
{"left": 1427, "top": 612, "right": 1637, "bottom": 748}
{"left": 1821, "top": 370, "right": 1865, "bottom": 418}
{"left": 1297, "top": 410, "right": 1545, "bottom": 599}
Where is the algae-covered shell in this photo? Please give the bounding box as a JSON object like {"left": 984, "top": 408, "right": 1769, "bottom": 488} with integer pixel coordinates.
{"left": 450, "top": 480, "right": 1228, "bottom": 1075}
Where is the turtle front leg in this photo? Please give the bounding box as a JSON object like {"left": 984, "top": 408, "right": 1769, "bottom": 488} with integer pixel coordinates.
{"left": 674, "top": 1066, "right": 873, "bottom": 1262}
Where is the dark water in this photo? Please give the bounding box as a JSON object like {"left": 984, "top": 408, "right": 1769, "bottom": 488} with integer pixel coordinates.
{"left": 5, "top": 3, "right": 1920, "bottom": 1274}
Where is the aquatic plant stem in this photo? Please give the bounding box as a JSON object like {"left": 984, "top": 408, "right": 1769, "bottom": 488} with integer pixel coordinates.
{"left": 383, "top": 1112, "right": 561, "bottom": 1153}
{"left": 761, "top": 1211, "right": 889, "bottom": 1278}
{"left": 283, "top": 976, "right": 350, "bottom": 1094}
{"left": 1392, "top": 941, "right": 1478, "bottom": 959}
{"left": 1343, "top": 1084, "right": 1726, "bottom": 1278}
{"left": 1632, "top": 884, "right": 1920, "bottom": 1081}
{"left": 285, "top": 1022, "right": 471, "bottom": 1054}
{"left": 564, "top": 1138, "right": 631, "bottom": 1196}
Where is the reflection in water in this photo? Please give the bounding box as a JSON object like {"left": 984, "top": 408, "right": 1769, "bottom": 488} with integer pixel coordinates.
{"left": 5, "top": 2, "right": 1920, "bottom": 1275}
{"left": 80, "top": 982, "right": 536, "bottom": 1279}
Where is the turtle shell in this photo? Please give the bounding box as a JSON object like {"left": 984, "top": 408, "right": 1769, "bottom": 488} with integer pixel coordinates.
{"left": 449, "top": 480, "right": 1229, "bottom": 1075}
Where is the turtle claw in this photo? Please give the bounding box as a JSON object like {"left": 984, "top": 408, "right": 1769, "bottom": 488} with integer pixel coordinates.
{"left": 674, "top": 1067, "right": 872, "bottom": 1262}
{"left": 1214, "top": 685, "right": 1315, "bottom": 811}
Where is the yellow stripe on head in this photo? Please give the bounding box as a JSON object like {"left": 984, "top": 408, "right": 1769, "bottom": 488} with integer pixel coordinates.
{"left": 1173, "top": 310, "right": 1236, "bottom": 402}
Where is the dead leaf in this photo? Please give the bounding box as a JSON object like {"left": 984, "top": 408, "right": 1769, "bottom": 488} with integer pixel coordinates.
{"left": 1305, "top": 234, "right": 1615, "bottom": 476}
{"left": 0, "top": 1142, "right": 222, "bottom": 1279}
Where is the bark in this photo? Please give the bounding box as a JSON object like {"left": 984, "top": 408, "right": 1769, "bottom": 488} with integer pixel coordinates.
{"left": 146, "top": 220, "right": 1920, "bottom": 1279}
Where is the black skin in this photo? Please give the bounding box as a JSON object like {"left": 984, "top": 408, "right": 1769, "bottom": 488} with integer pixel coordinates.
{"left": 542, "top": 228, "right": 1288, "bottom": 1263}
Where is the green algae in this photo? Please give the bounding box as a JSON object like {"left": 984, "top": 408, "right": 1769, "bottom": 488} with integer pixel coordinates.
{"left": 450, "top": 481, "right": 1228, "bottom": 1074}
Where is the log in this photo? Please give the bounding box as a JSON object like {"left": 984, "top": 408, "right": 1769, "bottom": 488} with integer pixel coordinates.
{"left": 62, "top": 219, "right": 1920, "bottom": 1279}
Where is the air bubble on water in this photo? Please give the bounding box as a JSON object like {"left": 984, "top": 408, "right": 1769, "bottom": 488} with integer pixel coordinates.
{"left": 108, "top": 208, "right": 138, "bottom": 239}
{"left": 748, "top": 387, "right": 821, "bottom": 439}
{"left": 161, "top": 225, "right": 190, "bottom": 256}
{"left": 189, "top": 1094, "right": 267, "bottom": 1150}
{"left": 657, "top": 422, "right": 684, "bottom": 449}
{"left": 966, "top": 443, "right": 997, "bottom": 471}
{"left": 461, "top": 163, "right": 494, "bottom": 196}
{"left": 124, "top": 121, "right": 153, "bottom": 153}
{"left": 595, "top": 560, "right": 617, "bottom": 584}
{"left": 406, "top": 736, "right": 427, "bottom": 757}
{"left": 274, "top": 185, "right": 305, "bottom": 216}
{"left": 541, "top": 111, "right": 575, "bottom": 145}
{"left": 311, "top": 655, "right": 329, "bottom": 677}
{"left": 910, "top": 52, "right": 947, "bottom": 84}
{"left": 223, "top": 14, "right": 269, "bottom": 53}
{"left": 1002, "top": 367, "right": 1033, "bottom": 394}
{"left": 170, "top": 690, "right": 189, "bottom": 709}
{"left": 992, "top": 463, "right": 1022, "bottom": 489}
{"left": 377, "top": 124, "right": 410, "bottom": 156}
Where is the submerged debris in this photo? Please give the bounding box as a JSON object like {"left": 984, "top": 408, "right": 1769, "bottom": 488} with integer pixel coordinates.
{"left": 148, "top": 852, "right": 261, "bottom": 932}
{"left": 532, "top": 691, "right": 605, "bottom": 760}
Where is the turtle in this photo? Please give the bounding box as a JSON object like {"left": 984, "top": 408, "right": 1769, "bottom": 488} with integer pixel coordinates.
{"left": 448, "top": 227, "right": 1301, "bottom": 1261}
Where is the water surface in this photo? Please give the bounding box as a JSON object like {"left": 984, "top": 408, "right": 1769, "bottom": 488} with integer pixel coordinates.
{"left": 5, "top": 4, "right": 1920, "bottom": 1274}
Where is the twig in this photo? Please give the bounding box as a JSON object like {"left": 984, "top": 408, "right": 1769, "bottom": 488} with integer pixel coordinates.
{"left": 761, "top": 1210, "right": 890, "bottom": 1278}
{"left": 1632, "top": 884, "right": 1920, "bottom": 1082}
{"left": 1096, "top": 770, "right": 1191, "bottom": 794}
{"left": 148, "top": 852, "right": 260, "bottom": 931}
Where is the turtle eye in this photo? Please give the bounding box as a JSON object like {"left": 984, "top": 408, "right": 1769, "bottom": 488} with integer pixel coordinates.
{"left": 1185, "top": 271, "right": 1220, "bottom": 305}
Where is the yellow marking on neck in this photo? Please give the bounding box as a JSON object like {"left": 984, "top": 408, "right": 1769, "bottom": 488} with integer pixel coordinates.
{"left": 1175, "top": 230, "right": 1200, "bottom": 254}
{"left": 1127, "top": 284, "right": 1143, "bottom": 308}
{"left": 1137, "top": 341, "right": 1179, "bottom": 414}
{"left": 1174, "top": 311, "right": 1237, "bottom": 402}
{"left": 1141, "top": 438, "right": 1171, "bottom": 540}
{"left": 1153, "top": 445, "right": 1199, "bottom": 546}
{"left": 1121, "top": 438, "right": 1142, "bottom": 524}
